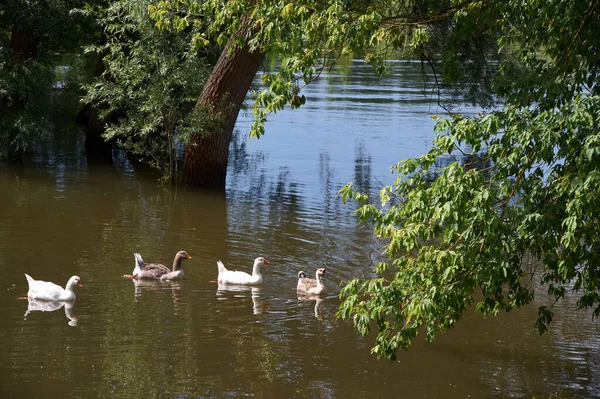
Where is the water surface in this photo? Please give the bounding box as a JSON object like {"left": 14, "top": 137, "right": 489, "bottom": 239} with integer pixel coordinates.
{"left": 0, "top": 61, "right": 598, "bottom": 398}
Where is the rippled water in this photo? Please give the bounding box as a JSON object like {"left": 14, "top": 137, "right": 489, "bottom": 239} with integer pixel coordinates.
{"left": 0, "top": 60, "right": 599, "bottom": 398}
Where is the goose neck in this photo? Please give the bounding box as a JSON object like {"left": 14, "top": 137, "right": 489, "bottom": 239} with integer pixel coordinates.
{"left": 62, "top": 285, "right": 77, "bottom": 300}
{"left": 315, "top": 272, "right": 322, "bottom": 285}
{"left": 172, "top": 257, "right": 183, "bottom": 271}
{"left": 66, "top": 280, "right": 78, "bottom": 292}
{"left": 252, "top": 262, "right": 262, "bottom": 277}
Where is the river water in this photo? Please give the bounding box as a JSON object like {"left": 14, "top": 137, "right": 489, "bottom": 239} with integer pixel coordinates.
{"left": 0, "top": 60, "right": 598, "bottom": 398}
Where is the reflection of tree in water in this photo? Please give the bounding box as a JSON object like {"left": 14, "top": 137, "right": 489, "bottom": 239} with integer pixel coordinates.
{"left": 228, "top": 129, "right": 267, "bottom": 175}
{"left": 228, "top": 130, "right": 249, "bottom": 174}
{"left": 226, "top": 128, "right": 381, "bottom": 283}
{"left": 318, "top": 152, "right": 333, "bottom": 210}
{"left": 353, "top": 140, "right": 372, "bottom": 196}
{"left": 228, "top": 127, "right": 374, "bottom": 228}
{"left": 269, "top": 169, "right": 301, "bottom": 215}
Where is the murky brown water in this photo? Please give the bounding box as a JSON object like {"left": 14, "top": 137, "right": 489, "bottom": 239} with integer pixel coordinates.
{"left": 0, "top": 61, "right": 598, "bottom": 398}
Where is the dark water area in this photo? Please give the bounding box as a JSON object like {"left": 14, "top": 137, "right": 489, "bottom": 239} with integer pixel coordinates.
{"left": 0, "top": 60, "right": 598, "bottom": 398}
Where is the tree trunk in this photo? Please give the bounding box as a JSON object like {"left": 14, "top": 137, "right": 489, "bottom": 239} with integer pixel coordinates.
{"left": 77, "top": 54, "right": 114, "bottom": 163}
{"left": 83, "top": 107, "right": 114, "bottom": 163}
{"left": 6, "top": 27, "right": 39, "bottom": 111}
{"left": 184, "top": 20, "right": 264, "bottom": 188}
{"left": 10, "top": 27, "right": 39, "bottom": 63}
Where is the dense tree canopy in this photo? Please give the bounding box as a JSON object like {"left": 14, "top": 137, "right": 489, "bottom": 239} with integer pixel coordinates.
{"left": 152, "top": 0, "right": 600, "bottom": 359}
{"left": 81, "top": 0, "right": 212, "bottom": 183}
{"left": 150, "top": 0, "right": 499, "bottom": 137}
{"left": 338, "top": 0, "right": 600, "bottom": 359}
{"left": 0, "top": 0, "right": 96, "bottom": 162}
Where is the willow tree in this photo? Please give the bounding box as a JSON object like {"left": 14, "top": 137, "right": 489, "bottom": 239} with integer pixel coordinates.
{"left": 81, "top": 1, "right": 211, "bottom": 183}
{"left": 149, "top": 0, "right": 496, "bottom": 187}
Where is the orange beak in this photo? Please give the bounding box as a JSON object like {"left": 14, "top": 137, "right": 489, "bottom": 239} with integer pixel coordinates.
{"left": 77, "top": 281, "right": 83, "bottom": 287}
{"left": 186, "top": 254, "right": 192, "bottom": 259}
{"left": 264, "top": 259, "right": 270, "bottom": 264}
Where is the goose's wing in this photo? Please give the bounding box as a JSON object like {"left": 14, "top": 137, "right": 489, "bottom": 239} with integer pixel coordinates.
{"left": 29, "top": 279, "right": 63, "bottom": 293}
{"left": 297, "top": 277, "right": 318, "bottom": 292}
{"left": 27, "top": 280, "right": 66, "bottom": 300}
{"left": 138, "top": 263, "right": 170, "bottom": 279}
{"left": 219, "top": 270, "right": 257, "bottom": 284}
{"left": 160, "top": 270, "right": 183, "bottom": 281}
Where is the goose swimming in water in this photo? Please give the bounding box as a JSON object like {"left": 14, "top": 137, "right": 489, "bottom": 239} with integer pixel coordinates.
{"left": 296, "top": 268, "right": 328, "bottom": 296}
{"left": 217, "top": 257, "right": 270, "bottom": 285}
{"left": 126, "top": 251, "right": 192, "bottom": 280}
{"left": 24, "top": 274, "right": 82, "bottom": 301}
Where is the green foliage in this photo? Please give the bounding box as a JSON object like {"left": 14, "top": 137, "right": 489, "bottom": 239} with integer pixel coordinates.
{"left": 145, "top": 0, "right": 600, "bottom": 359}
{"left": 82, "top": 0, "right": 211, "bottom": 183}
{"left": 149, "top": 0, "right": 500, "bottom": 138}
{"left": 0, "top": 56, "right": 54, "bottom": 162}
{"left": 0, "top": 0, "right": 96, "bottom": 163}
{"left": 338, "top": 1, "right": 600, "bottom": 359}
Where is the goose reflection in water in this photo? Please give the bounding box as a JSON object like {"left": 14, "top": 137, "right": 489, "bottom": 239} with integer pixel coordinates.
{"left": 132, "top": 279, "right": 183, "bottom": 310}
{"left": 217, "top": 283, "right": 266, "bottom": 315}
{"left": 24, "top": 298, "right": 79, "bottom": 326}
{"left": 297, "top": 295, "right": 325, "bottom": 320}
{"left": 132, "top": 278, "right": 163, "bottom": 297}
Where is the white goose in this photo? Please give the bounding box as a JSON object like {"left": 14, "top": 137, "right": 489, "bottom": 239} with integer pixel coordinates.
{"left": 217, "top": 257, "right": 270, "bottom": 285}
{"left": 24, "top": 274, "right": 82, "bottom": 301}
{"left": 297, "top": 268, "right": 328, "bottom": 296}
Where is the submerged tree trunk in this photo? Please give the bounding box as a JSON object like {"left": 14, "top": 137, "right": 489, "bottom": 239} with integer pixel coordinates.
{"left": 183, "top": 20, "right": 264, "bottom": 188}
{"left": 77, "top": 55, "right": 114, "bottom": 163}
{"left": 10, "top": 27, "right": 39, "bottom": 63}
{"left": 83, "top": 107, "right": 113, "bottom": 163}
